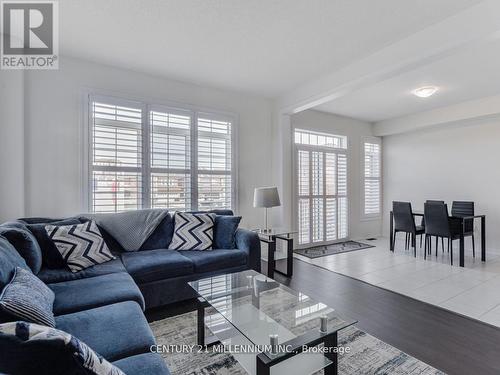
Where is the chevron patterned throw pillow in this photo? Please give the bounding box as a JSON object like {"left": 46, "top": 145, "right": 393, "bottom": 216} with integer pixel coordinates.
{"left": 45, "top": 221, "right": 115, "bottom": 272}
{"left": 168, "top": 212, "right": 216, "bottom": 250}
{"left": 0, "top": 321, "right": 125, "bottom": 375}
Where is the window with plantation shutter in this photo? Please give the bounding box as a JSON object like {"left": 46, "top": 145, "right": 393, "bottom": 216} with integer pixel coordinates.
{"left": 150, "top": 107, "right": 192, "bottom": 211}
{"left": 362, "top": 138, "right": 381, "bottom": 218}
{"left": 294, "top": 129, "right": 348, "bottom": 247}
{"left": 197, "top": 115, "right": 233, "bottom": 210}
{"left": 87, "top": 95, "right": 235, "bottom": 213}
{"left": 90, "top": 100, "right": 143, "bottom": 213}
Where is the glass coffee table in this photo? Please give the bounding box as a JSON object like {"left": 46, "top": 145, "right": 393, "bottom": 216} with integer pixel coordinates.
{"left": 188, "top": 270, "right": 356, "bottom": 375}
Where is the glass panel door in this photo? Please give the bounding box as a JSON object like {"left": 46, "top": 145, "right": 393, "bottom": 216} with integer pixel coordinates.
{"left": 296, "top": 146, "right": 348, "bottom": 247}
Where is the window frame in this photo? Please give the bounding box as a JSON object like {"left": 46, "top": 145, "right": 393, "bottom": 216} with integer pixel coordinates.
{"left": 360, "top": 136, "right": 382, "bottom": 220}
{"left": 82, "top": 92, "right": 238, "bottom": 213}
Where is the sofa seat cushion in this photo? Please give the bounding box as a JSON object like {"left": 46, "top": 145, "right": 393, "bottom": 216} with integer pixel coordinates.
{"left": 50, "top": 272, "right": 145, "bottom": 315}
{"left": 179, "top": 249, "right": 247, "bottom": 273}
{"left": 55, "top": 301, "right": 155, "bottom": 361}
{"left": 121, "top": 249, "right": 194, "bottom": 284}
{"left": 113, "top": 353, "right": 170, "bottom": 375}
{"left": 37, "top": 258, "right": 127, "bottom": 284}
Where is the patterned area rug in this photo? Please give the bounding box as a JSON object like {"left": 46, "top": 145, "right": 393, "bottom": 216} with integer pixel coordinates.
{"left": 294, "top": 240, "right": 375, "bottom": 259}
{"left": 149, "top": 311, "right": 445, "bottom": 375}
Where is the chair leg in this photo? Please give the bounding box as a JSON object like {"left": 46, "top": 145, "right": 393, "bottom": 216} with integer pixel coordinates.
{"left": 450, "top": 237, "right": 453, "bottom": 266}
{"left": 442, "top": 237, "right": 445, "bottom": 253}
{"left": 420, "top": 234, "right": 423, "bottom": 248}
{"left": 472, "top": 234, "right": 475, "bottom": 258}
{"left": 405, "top": 233, "right": 408, "bottom": 250}
{"left": 435, "top": 236, "right": 438, "bottom": 257}
{"left": 424, "top": 235, "right": 428, "bottom": 260}
{"left": 413, "top": 233, "right": 416, "bottom": 257}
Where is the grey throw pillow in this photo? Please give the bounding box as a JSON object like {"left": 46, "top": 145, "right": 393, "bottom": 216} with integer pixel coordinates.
{"left": 0, "top": 267, "right": 55, "bottom": 327}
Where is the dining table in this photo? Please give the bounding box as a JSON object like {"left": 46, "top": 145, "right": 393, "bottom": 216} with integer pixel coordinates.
{"left": 389, "top": 211, "right": 486, "bottom": 267}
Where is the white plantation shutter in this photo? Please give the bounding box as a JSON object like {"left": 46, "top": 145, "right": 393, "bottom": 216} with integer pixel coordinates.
{"left": 363, "top": 139, "right": 381, "bottom": 217}
{"left": 337, "top": 153, "right": 348, "bottom": 238}
{"left": 197, "top": 115, "right": 233, "bottom": 210}
{"left": 90, "top": 100, "right": 143, "bottom": 213}
{"left": 88, "top": 95, "right": 235, "bottom": 213}
{"left": 150, "top": 107, "right": 192, "bottom": 210}
{"left": 295, "top": 129, "right": 348, "bottom": 246}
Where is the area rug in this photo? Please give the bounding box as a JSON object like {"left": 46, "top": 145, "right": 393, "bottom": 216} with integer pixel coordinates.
{"left": 149, "top": 311, "right": 445, "bottom": 375}
{"left": 294, "top": 240, "right": 375, "bottom": 259}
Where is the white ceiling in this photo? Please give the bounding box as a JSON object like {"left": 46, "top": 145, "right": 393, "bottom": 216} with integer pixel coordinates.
{"left": 60, "top": 0, "right": 481, "bottom": 97}
{"left": 314, "top": 36, "right": 500, "bottom": 122}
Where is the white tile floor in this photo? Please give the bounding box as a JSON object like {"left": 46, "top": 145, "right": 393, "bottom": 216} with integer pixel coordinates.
{"left": 294, "top": 236, "right": 500, "bottom": 328}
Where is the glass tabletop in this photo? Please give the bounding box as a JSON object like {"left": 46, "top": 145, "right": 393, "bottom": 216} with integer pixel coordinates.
{"left": 252, "top": 228, "right": 298, "bottom": 239}
{"left": 188, "top": 270, "right": 356, "bottom": 361}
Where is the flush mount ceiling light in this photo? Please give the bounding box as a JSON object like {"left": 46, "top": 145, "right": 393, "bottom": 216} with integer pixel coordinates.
{"left": 413, "top": 86, "right": 438, "bottom": 98}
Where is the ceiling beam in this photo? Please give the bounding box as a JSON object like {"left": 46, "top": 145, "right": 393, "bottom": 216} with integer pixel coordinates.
{"left": 276, "top": 0, "right": 500, "bottom": 114}
{"left": 373, "top": 94, "right": 500, "bottom": 136}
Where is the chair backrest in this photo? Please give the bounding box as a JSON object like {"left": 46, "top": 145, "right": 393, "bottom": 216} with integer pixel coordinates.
{"left": 420, "top": 200, "right": 446, "bottom": 226}
{"left": 452, "top": 201, "right": 474, "bottom": 233}
{"left": 424, "top": 202, "right": 450, "bottom": 237}
{"left": 392, "top": 201, "right": 416, "bottom": 233}
{"left": 451, "top": 201, "right": 474, "bottom": 216}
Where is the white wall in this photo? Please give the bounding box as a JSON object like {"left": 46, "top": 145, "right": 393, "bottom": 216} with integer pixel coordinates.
{"left": 21, "top": 56, "right": 273, "bottom": 228}
{"left": 0, "top": 70, "right": 25, "bottom": 221}
{"left": 290, "top": 110, "right": 382, "bottom": 240}
{"left": 383, "top": 119, "right": 500, "bottom": 249}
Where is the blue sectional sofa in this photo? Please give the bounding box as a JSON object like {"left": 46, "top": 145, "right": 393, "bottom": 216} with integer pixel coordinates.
{"left": 0, "top": 209, "right": 261, "bottom": 375}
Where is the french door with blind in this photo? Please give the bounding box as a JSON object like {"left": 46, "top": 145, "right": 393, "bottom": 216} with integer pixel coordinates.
{"left": 295, "top": 129, "right": 348, "bottom": 247}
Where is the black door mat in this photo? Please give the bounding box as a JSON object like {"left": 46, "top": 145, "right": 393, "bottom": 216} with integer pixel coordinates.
{"left": 294, "top": 240, "right": 375, "bottom": 259}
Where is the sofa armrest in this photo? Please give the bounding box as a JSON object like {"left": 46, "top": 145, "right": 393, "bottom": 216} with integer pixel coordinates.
{"left": 235, "top": 228, "right": 261, "bottom": 272}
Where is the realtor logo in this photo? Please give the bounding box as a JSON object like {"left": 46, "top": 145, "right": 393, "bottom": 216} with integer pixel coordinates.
{"left": 1, "top": 1, "right": 58, "bottom": 69}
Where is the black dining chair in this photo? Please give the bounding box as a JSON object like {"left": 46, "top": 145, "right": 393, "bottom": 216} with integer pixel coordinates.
{"left": 421, "top": 200, "right": 446, "bottom": 254}
{"left": 451, "top": 201, "right": 475, "bottom": 257}
{"left": 393, "top": 201, "right": 425, "bottom": 256}
{"left": 424, "top": 202, "right": 462, "bottom": 265}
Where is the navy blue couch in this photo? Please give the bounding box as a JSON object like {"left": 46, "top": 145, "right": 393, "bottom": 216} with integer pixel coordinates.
{"left": 0, "top": 210, "right": 261, "bottom": 375}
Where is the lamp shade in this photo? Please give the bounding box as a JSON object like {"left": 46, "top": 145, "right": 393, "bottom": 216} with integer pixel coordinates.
{"left": 253, "top": 187, "right": 281, "bottom": 208}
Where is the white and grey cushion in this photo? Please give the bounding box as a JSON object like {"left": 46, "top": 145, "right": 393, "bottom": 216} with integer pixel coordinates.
{"left": 45, "top": 220, "right": 115, "bottom": 273}
{"left": 0, "top": 321, "right": 125, "bottom": 375}
{"left": 0, "top": 267, "right": 55, "bottom": 327}
{"left": 168, "top": 212, "right": 216, "bottom": 250}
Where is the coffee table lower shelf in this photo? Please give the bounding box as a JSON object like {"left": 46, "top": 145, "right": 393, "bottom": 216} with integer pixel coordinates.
{"left": 196, "top": 298, "right": 339, "bottom": 375}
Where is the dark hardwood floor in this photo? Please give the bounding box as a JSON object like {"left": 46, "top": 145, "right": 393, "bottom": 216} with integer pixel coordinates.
{"left": 147, "top": 258, "right": 500, "bottom": 375}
